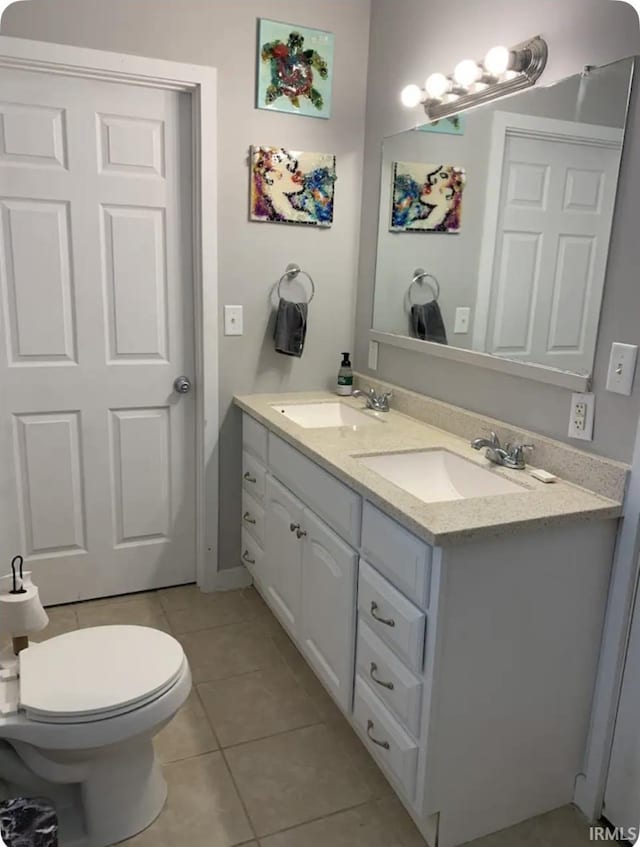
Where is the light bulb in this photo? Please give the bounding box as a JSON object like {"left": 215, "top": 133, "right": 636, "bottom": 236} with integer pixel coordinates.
{"left": 484, "top": 45, "right": 511, "bottom": 76}
{"left": 400, "top": 84, "right": 423, "bottom": 108}
{"left": 425, "top": 72, "right": 449, "bottom": 100}
{"left": 454, "top": 59, "right": 481, "bottom": 88}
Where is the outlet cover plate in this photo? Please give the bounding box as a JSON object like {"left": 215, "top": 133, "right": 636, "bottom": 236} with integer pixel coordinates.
{"left": 568, "top": 392, "right": 595, "bottom": 441}
{"left": 454, "top": 307, "right": 471, "bottom": 334}
{"left": 224, "top": 305, "right": 243, "bottom": 336}
{"left": 368, "top": 340, "right": 379, "bottom": 371}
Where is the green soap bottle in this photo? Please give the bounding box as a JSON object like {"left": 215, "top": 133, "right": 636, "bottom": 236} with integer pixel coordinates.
{"left": 336, "top": 352, "right": 353, "bottom": 396}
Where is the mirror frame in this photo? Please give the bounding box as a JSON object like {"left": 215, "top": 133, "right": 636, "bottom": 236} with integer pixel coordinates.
{"left": 369, "top": 56, "right": 636, "bottom": 392}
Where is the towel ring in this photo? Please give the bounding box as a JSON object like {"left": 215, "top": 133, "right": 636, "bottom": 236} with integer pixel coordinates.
{"left": 407, "top": 268, "right": 440, "bottom": 308}
{"left": 277, "top": 264, "right": 315, "bottom": 304}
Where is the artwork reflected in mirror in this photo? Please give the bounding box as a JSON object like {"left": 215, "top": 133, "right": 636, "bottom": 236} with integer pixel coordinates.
{"left": 372, "top": 57, "right": 634, "bottom": 377}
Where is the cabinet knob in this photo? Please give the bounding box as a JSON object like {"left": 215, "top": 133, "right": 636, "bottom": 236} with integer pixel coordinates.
{"left": 289, "top": 523, "right": 307, "bottom": 538}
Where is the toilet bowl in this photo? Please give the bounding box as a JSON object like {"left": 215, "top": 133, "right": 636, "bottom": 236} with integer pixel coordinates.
{"left": 0, "top": 625, "right": 192, "bottom": 847}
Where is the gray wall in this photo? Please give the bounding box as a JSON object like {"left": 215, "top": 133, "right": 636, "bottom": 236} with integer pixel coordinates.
{"left": 357, "top": 0, "right": 640, "bottom": 463}
{"left": 1, "top": 0, "right": 371, "bottom": 572}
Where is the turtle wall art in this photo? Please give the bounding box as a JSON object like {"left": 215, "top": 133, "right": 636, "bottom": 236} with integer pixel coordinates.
{"left": 257, "top": 19, "right": 335, "bottom": 119}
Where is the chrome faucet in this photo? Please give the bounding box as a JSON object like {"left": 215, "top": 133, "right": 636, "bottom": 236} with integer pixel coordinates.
{"left": 470, "top": 431, "right": 533, "bottom": 470}
{"left": 352, "top": 386, "right": 393, "bottom": 413}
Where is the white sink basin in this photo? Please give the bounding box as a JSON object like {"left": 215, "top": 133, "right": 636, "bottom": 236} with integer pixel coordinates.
{"left": 359, "top": 449, "right": 526, "bottom": 503}
{"left": 271, "top": 401, "right": 384, "bottom": 429}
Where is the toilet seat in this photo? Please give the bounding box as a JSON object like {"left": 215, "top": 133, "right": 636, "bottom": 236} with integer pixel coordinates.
{"left": 19, "top": 626, "right": 185, "bottom": 724}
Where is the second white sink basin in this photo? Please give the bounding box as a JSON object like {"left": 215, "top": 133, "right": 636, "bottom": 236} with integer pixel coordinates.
{"left": 359, "top": 449, "right": 527, "bottom": 503}
{"left": 271, "top": 401, "right": 384, "bottom": 429}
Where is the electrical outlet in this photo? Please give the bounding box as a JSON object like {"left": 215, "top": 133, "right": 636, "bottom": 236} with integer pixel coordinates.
{"left": 568, "top": 392, "right": 595, "bottom": 441}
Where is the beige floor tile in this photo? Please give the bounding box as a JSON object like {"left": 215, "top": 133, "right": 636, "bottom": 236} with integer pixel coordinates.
{"left": 157, "top": 583, "right": 200, "bottom": 612}
{"left": 123, "top": 752, "right": 253, "bottom": 847}
{"left": 241, "top": 586, "right": 270, "bottom": 618}
{"left": 179, "top": 620, "right": 283, "bottom": 683}
{"left": 462, "top": 804, "right": 618, "bottom": 847}
{"left": 166, "top": 590, "right": 255, "bottom": 634}
{"left": 75, "top": 596, "right": 171, "bottom": 632}
{"left": 224, "top": 723, "right": 375, "bottom": 837}
{"left": 260, "top": 795, "right": 426, "bottom": 847}
{"left": 38, "top": 605, "right": 79, "bottom": 640}
{"left": 324, "top": 717, "right": 393, "bottom": 800}
{"left": 198, "top": 663, "right": 321, "bottom": 747}
{"left": 154, "top": 690, "right": 219, "bottom": 763}
{"left": 77, "top": 590, "right": 158, "bottom": 608}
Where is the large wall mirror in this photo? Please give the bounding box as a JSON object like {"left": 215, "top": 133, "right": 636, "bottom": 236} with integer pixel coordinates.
{"left": 371, "top": 57, "right": 634, "bottom": 389}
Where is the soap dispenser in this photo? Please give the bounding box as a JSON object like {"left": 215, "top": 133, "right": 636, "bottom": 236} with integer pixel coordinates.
{"left": 336, "top": 352, "right": 353, "bottom": 396}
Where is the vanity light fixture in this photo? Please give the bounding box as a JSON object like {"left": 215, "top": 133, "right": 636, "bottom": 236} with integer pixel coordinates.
{"left": 400, "top": 36, "right": 548, "bottom": 121}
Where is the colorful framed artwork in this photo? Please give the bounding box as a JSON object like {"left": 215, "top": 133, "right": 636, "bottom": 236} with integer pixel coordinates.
{"left": 416, "top": 114, "right": 466, "bottom": 135}
{"left": 250, "top": 146, "right": 337, "bottom": 227}
{"left": 390, "top": 161, "right": 466, "bottom": 233}
{"left": 257, "top": 18, "right": 335, "bottom": 119}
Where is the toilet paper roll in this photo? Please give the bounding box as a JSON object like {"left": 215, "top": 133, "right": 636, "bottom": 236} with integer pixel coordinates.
{"left": 0, "top": 573, "right": 49, "bottom": 636}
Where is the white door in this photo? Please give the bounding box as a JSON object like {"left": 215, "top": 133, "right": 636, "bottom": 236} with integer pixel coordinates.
{"left": 0, "top": 68, "right": 196, "bottom": 605}
{"left": 604, "top": 560, "right": 640, "bottom": 832}
{"left": 480, "top": 119, "right": 621, "bottom": 373}
{"left": 300, "top": 507, "right": 357, "bottom": 711}
{"left": 264, "top": 476, "right": 303, "bottom": 636}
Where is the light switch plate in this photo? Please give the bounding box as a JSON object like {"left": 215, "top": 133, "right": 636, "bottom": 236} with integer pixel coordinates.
{"left": 368, "top": 340, "right": 379, "bottom": 371}
{"left": 224, "top": 305, "right": 243, "bottom": 336}
{"left": 606, "top": 342, "right": 638, "bottom": 395}
{"left": 454, "top": 307, "right": 471, "bottom": 334}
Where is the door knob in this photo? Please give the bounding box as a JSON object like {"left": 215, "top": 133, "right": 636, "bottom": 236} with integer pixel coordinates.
{"left": 174, "top": 376, "right": 192, "bottom": 394}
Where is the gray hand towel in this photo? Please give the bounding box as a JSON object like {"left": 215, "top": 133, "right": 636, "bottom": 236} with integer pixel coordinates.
{"left": 274, "top": 298, "right": 308, "bottom": 357}
{"left": 410, "top": 302, "right": 448, "bottom": 344}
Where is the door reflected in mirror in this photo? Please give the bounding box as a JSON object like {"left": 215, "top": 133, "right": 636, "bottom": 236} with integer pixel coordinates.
{"left": 372, "top": 57, "right": 634, "bottom": 378}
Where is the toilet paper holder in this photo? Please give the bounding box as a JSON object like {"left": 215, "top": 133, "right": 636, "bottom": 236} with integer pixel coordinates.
{"left": 10, "top": 555, "right": 26, "bottom": 595}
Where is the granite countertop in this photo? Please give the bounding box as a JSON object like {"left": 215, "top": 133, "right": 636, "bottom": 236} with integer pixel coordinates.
{"left": 234, "top": 391, "right": 623, "bottom": 546}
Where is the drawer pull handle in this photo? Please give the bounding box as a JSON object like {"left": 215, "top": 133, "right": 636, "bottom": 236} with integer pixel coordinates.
{"left": 370, "top": 601, "right": 395, "bottom": 628}
{"left": 243, "top": 472, "right": 257, "bottom": 484}
{"left": 370, "top": 662, "right": 394, "bottom": 691}
{"left": 243, "top": 512, "right": 256, "bottom": 525}
{"left": 242, "top": 550, "right": 256, "bottom": 565}
{"left": 290, "top": 523, "right": 307, "bottom": 539}
{"left": 366, "top": 719, "right": 390, "bottom": 750}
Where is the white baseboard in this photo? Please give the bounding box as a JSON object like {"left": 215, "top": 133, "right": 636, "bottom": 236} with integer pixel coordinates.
{"left": 212, "top": 565, "right": 253, "bottom": 591}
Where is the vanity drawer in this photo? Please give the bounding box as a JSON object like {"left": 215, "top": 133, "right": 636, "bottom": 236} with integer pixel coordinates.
{"left": 356, "top": 618, "right": 423, "bottom": 738}
{"left": 241, "top": 528, "right": 263, "bottom": 580}
{"left": 362, "top": 502, "right": 432, "bottom": 609}
{"left": 242, "top": 489, "right": 265, "bottom": 546}
{"left": 242, "top": 414, "right": 268, "bottom": 464}
{"left": 269, "top": 434, "right": 361, "bottom": 547}
{"left": 242, "top": 451, "right": 266, "bottom": 501}
{"left": 353, "top": 675, "right": 418, "bottom": 801}
{"left": 358, "top": 560, "right": 425, "bottom": 672}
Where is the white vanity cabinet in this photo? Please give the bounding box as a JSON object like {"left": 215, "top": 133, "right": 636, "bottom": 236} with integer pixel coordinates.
{"left": 240, "top": 411, "right": 617, "bottom": 847}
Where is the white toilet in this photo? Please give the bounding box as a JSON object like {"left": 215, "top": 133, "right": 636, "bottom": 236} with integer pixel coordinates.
{"left": 0, "top": 625, "right": 191, "bottom": 847}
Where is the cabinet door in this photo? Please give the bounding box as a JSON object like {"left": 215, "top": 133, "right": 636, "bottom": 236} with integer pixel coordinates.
{"left": 265, "top": 476, "right": 303, "bottom": 636}
{"left": 301, "top": 507, "right": 358, "bottom": 712}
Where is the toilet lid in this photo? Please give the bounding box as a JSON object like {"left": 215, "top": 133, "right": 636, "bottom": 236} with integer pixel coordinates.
{"left": 19, "top": 626, "right": 185, "bottom": 722}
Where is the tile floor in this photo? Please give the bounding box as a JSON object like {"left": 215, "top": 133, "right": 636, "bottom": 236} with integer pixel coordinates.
{"left": 38, "top": 586, "right": 618, "bottom": 847}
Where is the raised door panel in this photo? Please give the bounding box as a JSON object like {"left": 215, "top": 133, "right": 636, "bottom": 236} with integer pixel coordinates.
{"left": 490, "top": 232, "right": 540, "bottom": 354}
{"left": 0, "top": 199, "right": 77, "bottom": 364}
{"left": 97, "top": 114, "right": 165, "bottom": 177}
{"left": 0, "top": 102, "right": 68, "bottom": 169}
{"left": 546, "top": 235, "right": 595, "bottom": 353}
{"left": 13, "top": 412, "right": 86, "bottom": 557}
{"left": 101, "top": 205, "right": 168, "bottom": 362}
{"left": 109, "top": 407, "right": 171, "bottom": 547}
{"left": 264, "top": 475, "right": 303, "bottom": 636}
{"left": 300, "top": 508, "right": 357, "bottom": 712}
